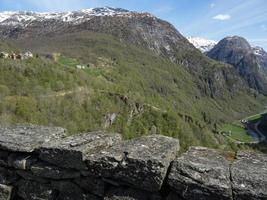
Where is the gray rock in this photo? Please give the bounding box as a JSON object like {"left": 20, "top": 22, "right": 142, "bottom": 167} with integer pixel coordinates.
{"left": 51, "top": 181, "right": 101, "bottom": 200}
{"left": 17, "top": 180, "right": 56, "bottom": 200}
{"left": 75, "top": 176, "right": 105, "bottom": 196}
{"left": 56, "top": 193, "right": 100, "bottom": 200}
{"left": 168, "top": 147, "right": 232, "bottom": 200}
{"left": 31, "top": 162, "right": 80, "bottom": 179}
{"left": 231, "top": 151, "right": 267, "bottom": 200}
{"left": 104, "top": 187, "right": 148, "bottom": 200}
{"left": 0, "top": 151, "right": 8, "bottom": 167}
{"left": 16, "top": 170, "right": 49, "bottom": 183}
{"left": 0, "top": 184, "right": 12, "bottom": 200}
{"left": 86, "top": 146, "right": 123, "bottom": 178}
{"left": 87, "top": 135, "right": 179, "bottom": 192}
{"left": 39, "top": 132, "right": 122, "bottom": 170}
{"left": 0, "top": 125, "right": 66, "bottom": 152}
{"left": 166, "top": 192, "right": 182, "bottom": 200}
{"left": 0, "top": 167, "right": 18, "bottom": 185}
{"left": 8, "top": 153, "right": 37, "bottom": 170}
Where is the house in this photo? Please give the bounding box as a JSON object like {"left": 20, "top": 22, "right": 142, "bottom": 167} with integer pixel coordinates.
{"left": 76, "top": 65, "right": 86, "bottom": 69}
{"left": 9, "top": 53, "right": 17, "bottom": 60}
{"left": 23, "top": 51, "right": 33, "bottom": 59}
{"left": 0, "top": 52, "right": 9, "bottom": 59}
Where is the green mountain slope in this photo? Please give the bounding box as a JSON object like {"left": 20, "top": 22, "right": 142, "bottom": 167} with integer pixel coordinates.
{"left": 1, "top": 32, "right": 266, "bottom": 152}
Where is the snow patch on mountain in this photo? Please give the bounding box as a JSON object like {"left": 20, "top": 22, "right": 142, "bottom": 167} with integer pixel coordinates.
{"left": 0, "top": 7, "right": 133, "bottom": 27}
{"left": 187, "top": 36, "right": 217, "bottom": 52}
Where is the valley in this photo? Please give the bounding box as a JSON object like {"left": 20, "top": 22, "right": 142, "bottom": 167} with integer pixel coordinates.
{"left": 0, "top": 8, "right": 266, "bottom": 154}
{"left": 221, "top": 110, "right": 267, "bottom": 143}
{"left": 0, "top": 2, "right": 267, "bottom": 199}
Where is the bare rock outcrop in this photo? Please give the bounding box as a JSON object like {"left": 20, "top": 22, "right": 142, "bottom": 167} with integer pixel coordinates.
{"left": 231, "top": 151, "right": 267, "bottom": 200}
{"left": 167, "top": 147, "right": 232, "bottom": 200}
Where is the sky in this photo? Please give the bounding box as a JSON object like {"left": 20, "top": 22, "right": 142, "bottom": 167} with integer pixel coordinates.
{"left": 0, "top": 0, "right": 267, "bottom": 50}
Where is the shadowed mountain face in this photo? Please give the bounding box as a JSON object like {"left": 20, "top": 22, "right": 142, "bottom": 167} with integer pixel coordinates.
{"left": 207, "top": 36, "right": 267, "bottom": 95}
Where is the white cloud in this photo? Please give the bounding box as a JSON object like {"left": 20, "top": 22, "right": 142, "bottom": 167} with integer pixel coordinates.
{"left": 213, "top": 14, "right": 231, "bottom": 21}
{"left": 210, "top": 3, "right": 215, "bottom": 8}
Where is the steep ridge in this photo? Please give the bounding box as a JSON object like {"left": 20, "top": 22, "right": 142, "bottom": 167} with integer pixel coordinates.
{"left": 207, "top": 36, "right": 267, "bottom": 95}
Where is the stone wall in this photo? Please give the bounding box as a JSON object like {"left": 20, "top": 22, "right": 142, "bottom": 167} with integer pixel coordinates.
{"left": 0, "top": 125, "right": 266, "bottom": 200}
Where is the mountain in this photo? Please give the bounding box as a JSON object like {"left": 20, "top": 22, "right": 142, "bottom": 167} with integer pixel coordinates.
{"left": 187, "top": 36, "right": 217, "bottom": 52}
{"left": 0, "top": 7, "right": 132, "bottom": 26}
{"left": 252, "top": 46, "right": 267, "bottom": 74}
{"left": 207, "top": 36, "right": 267, "bottom": 95}
{"left": 0, "top": 8, "right": 266, "bottom": 151}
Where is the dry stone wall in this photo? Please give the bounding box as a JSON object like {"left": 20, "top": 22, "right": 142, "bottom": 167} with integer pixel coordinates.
{"left": 0, "top": 125, "right": 266, "bottom": 200}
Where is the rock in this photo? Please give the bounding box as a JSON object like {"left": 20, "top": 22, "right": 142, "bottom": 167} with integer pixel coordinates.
{"left": 0, "top": 125, "right": 66, "bottom": 152}
{"left": 104, "top": 187, "right": 157, "bottom": 200}
{"left": 16, "top": 170, "right": 49, "bottom": 183}
{"left": 168, "top": 147, "right": 232, "bottom": 200}
{"left": 57, "top": 193, "right": 100, "bottom": 200}
{"left": 231, "top": 151, "right": 267, "bottom": 200}
{"left": 51, "top": 181, "right": 101, "bottom": 200}
{"left": 75, "top": 176, "right": 105, "bottom": 196}
{"left": 0, "top": 151, "right": 8, "bottom": 167}
{"left": 0, "top": 167, "right": 18, "bottom": 185}
{"left": 8, "top": 153, "right": 37, "bottom": 170}
{"left": 166, "top": 192, "right": 182, "bottom": 200}
{"left": 17, "top": 180, "right": 56, "bottom": 200}
{"left": 39, "top": 132, "right": 122, "bottom": 170}
{"left": 31, "top": 162, "right": 80, "bottom": 179}
{"left": 86, "top": 146, "right": 123, "bottom": 178}
{"left": 0, "top": 184, "right": 12, "bottom": 200}
{"left": 87, "top": 135, "right": 179, "bottom": 192}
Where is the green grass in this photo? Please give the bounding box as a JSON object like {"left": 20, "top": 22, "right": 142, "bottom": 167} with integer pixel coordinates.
{"left": 221, "top": 123, "right": 253, "bottom": 143}
{"left": 246, "top": 111, "right": 267, "bottom": 123}
{"left": 57, "top": 55, "right": 80, "bottom": 67}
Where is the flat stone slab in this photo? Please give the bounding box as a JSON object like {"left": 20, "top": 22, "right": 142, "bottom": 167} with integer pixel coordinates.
{"left": 87, "top": 135, "right": 179, "bottom": 192}
{"left": 17, "top": 180, "right": 56, "bottom": 200}
{"left": 0, "top": 184, "right": 12, "bottom": 200}
{"left": 38, "top": 131, "right": 122, "bottom": 170}
{"left": 0, "top": 167, "right": 18, "bottom": 185}
{"left": 31, "top": 162, "right": 80, "bottom": 179}
{"left": 231, "top": 151, "right": 267, "bottom": 200}
{"left": 167, "top": 147, "right": 232, "bottom": 200}
{"left": 75, "top": 176, "right": 106, "bottom": 197}
{"left": 104, "top": 187, "right": 161, "bottom": 200}
{"left": 0, "top": 125, "right": 66, "bottom": 152}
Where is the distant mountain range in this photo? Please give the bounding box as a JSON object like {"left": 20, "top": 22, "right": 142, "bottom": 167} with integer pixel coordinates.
{"left": 0, "top": 7, "right": 134, "bottom": 26}
{"left": 188, "top": 36, "right": 267, "bottom": 94}
{"left": 186, "top": 37, "right": 217, "bottom": 52}
{"left": 207, "top": 36, "right": 267, "bottom": 95}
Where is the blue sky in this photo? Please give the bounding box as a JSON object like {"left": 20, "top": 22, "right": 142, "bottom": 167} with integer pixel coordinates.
{"left": 0, "top": 0, "right": 267, "bottom": 50}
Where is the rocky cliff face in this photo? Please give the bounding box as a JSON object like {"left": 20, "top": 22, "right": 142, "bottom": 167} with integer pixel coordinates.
{"left": 0, "top": 125, "right": 266, "bottom": 200}
{"left": 207, "top": 36, "right": 267, "bottom": 95}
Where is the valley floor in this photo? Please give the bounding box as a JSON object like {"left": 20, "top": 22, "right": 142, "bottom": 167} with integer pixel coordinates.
{"left": 220, "top": 110, "right": 267, "bottom": 145}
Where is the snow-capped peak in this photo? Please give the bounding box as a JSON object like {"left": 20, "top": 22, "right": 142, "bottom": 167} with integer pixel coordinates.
{"left": 0, "top": 7, "right": 132, "bottom": 27}
{"left": 187, "top": 36, "right": 217, "bottom": 52}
